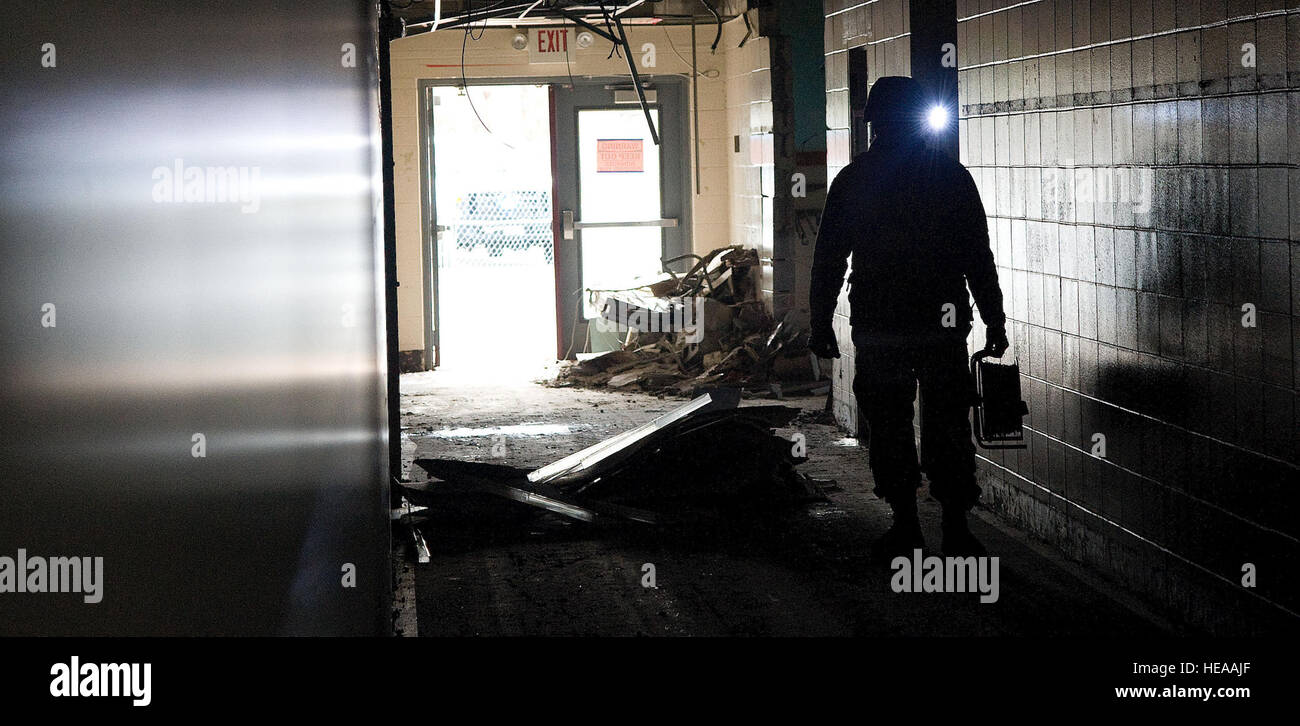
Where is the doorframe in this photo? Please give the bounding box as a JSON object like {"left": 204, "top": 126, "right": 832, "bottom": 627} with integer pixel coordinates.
{"left": 417, "top": 80, "right": 438, "bottom": 370}
{"left": 551, "top": 75, "right": 693, "bottom": 359}
{"left": 417, "top": 75, "right": 692, "bottom": 366}
{"left": 419, "top": 78, "right": 553, "bottom": 369}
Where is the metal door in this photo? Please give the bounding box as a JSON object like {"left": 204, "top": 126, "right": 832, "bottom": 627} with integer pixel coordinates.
{"left": 552, "top": 78, "right": 692, "bottom": 356}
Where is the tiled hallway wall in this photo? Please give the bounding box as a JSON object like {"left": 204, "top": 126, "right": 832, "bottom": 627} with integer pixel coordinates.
{"left": 822, "top": 0, "right": 1299, "bottom": 633}
{"left": 825, "top": 0, "right": 912, "bottom": 432}
{"left": 956, "top": 0, "right": 1299, "bottom": 633}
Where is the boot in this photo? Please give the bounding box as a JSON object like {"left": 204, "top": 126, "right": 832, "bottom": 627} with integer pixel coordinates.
{"left": 941, "top": 506, "right": 987, "bottom": 557}
{"left": 871, "top": 496, "right": 924, "bottom": 562}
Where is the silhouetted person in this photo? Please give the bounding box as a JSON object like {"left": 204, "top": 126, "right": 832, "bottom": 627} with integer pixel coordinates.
{"left": 808, "top": 76, "right": 1008, "bottom": 559}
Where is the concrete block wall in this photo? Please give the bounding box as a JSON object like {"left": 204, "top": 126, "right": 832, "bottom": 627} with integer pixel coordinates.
{"left": 820, "top": 0, "right": 1299, "bottom": 632}
{"left": 824, "top": 0, "right": 913, "bottom": 433}
{"left": 726, "top": 25, "right": 778, "bottom": 309}
{"left": 724, "top": 13, "right": 801, "bottom": 318}
{"left": 956, "top": 0, "right": 1299, "bottom": 633}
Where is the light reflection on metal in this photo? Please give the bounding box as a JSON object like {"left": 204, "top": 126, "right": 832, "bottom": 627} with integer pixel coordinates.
{"left": 0, "top": 1, "right": 388, "bottom": 635}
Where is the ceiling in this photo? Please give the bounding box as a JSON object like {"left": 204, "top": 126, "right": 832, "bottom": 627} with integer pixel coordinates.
{"left": 389, "top": 0, "right": 745, "bottom": 30}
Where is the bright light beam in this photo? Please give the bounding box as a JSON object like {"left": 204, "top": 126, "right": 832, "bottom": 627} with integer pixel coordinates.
{"left": 927, "top": 105, "right": 949, "bottom": 131}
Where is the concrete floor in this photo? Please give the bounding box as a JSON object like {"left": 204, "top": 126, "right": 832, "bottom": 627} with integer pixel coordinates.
{"left": 397, "top": 368, "right": 1174, "bottom": 637}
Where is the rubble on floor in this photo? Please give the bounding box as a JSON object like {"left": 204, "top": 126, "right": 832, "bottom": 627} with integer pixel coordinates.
{"left": 554, "top": 245, "right": 831, "bottom": 398}
{"left": 396, "top": 392, "right": 831, "bottom": 528}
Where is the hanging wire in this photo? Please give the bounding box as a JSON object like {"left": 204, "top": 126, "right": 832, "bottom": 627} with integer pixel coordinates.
{"left": 660, "top": 26, "right": 719, "bottom": 78}
{"left": 459, "top": 0, "right": 515, "bottom": 149}
{"left": 697, "top": 0, "right": 721, "bottom": 53}
{"left": 563, "top": 18, "right": 578, "bottom": 88}
{"left": 595, "top": 0, "right": 622, "bottom": 59}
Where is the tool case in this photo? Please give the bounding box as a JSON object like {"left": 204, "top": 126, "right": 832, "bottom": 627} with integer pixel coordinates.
{"left": 970, "top": 350, "right": 1029, "bottom": 449}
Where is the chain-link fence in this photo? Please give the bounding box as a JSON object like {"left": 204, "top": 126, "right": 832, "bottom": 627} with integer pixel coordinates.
{"left": 441, "top": 189, "right": 554, "bottom": 267}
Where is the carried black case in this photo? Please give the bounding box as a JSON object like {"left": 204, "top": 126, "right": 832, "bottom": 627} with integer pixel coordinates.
{"left": 970, "top": 351, "right": 1029, "bottom": 449}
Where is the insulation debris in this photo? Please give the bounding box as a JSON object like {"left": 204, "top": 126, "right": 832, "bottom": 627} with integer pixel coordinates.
{"left": 399, "top": 393, "right": 828, "bottom": 528}
{"left": 556, "top": 246, "right": 827, "bottom": 397}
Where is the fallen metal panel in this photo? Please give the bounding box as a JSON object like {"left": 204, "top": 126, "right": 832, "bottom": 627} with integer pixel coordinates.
{"left": 409, "top": 525, "right": 432, "bottom": 564}
{"left": 489, "top": 484, "right": 598, "bottom": 523}
{"left": 527, "top": 392, "right": 735, "bottom": 484}
{"left": 414, "top": 459, "right": 534, "bottom": 481}
{"left": 680, "top": 405, "right": 801, "bottom": 430}
{"left": 411, "top": 458, "right": 657, "bottom": 525}
{"left": 401, "top": 475, "right": 595, "bottom": 523}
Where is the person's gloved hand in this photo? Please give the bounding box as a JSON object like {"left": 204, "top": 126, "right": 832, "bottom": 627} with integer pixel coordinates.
{"left": 984, "top": 324, "right": 1009, "bottom": 357}
{"left": 808, "top": 326, "right": 840, "bottom": 359}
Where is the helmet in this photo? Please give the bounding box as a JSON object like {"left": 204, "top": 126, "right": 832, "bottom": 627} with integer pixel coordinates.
{"left": 864, "top": 76, "right": 925, "bottom": 123}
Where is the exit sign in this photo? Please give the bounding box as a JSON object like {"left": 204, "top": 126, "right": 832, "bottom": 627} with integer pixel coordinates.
{"left": 529, "top": 28, "right": 570, "bottom": 64}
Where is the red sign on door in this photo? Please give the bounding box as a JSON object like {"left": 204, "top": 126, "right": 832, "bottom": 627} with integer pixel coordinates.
{"left": 596, "top": 139, "right": 644, "bottom": 173}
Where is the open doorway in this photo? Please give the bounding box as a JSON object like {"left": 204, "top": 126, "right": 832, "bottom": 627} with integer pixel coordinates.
{"left": 426, "top": 83, "right": 557, "bottom": 374}
{"left": 421, "top": 78, "right": 690, "bottom": 374}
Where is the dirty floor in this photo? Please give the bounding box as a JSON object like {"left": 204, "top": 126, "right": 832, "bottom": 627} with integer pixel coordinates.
{"left": 397, "top": 368, "right": 1173, "bottom": 637}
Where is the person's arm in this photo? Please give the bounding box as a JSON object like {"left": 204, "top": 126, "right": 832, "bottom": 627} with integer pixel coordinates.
{"left": 953, "top": 166, "right": 1005, "bottom": 328}
{"left": 952, "top": 165, "right": 1008, "bottom": 354}
{"left": 808, "top": 167, "right": 856, "bottom": 356}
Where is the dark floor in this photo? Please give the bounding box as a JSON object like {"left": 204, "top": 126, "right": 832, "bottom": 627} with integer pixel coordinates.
{"left": 397, "top": 368, "right": 1173, "bottom": 637}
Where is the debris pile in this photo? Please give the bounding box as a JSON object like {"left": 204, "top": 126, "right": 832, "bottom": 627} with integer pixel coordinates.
{"left": 397, "top": 392, "right": 830, "bottom": 527}
{"left": 557, "top": 245, "right": 829, "bottom": 398}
